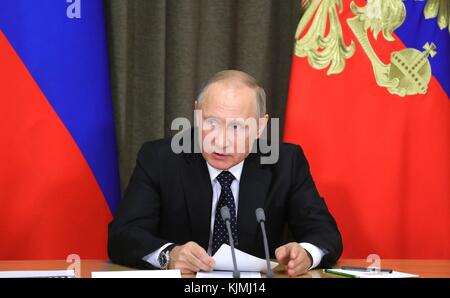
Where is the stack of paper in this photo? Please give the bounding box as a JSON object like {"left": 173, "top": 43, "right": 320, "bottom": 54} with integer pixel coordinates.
{"left": 197, "top": 271, "right": 261, "bottom": 278}
{"left": 207, "top": 244, "right": 277, "bottom": 277}
{"left": 0, "top": 270, "right": 75, "bottom": 278}
{"left": 91, "top": 269, "right": 181, "bottom": 278}
{"left": 324, "top": 268, "right": 418, "bottom": 278}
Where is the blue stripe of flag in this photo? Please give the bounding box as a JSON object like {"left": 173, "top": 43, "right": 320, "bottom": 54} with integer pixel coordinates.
{"left": 396, "top": 0, "right": 450, "bottom": 97}
{"left": 0, "top": 0, "right": 120, "bottom": 213}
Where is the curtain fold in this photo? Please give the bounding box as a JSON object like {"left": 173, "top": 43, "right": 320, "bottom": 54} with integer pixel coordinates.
{"left": 105, "top": 0, "right": 300, "bottom": 193}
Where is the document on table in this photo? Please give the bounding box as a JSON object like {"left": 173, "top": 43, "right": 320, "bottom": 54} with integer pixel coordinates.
{"left": 324, "top": 268, "right": 418, "bottom": 278}
{"left": 91, "top": 269, "right": 181, "bottom": 278}
{"left": 212, "top": 244, "right": 278, "bottom": 273}
{"left": 0, "top": 270, "right": 75, "bottom": 278}
{"left": 197, "top": 271, "right": 261, "bottom": 278}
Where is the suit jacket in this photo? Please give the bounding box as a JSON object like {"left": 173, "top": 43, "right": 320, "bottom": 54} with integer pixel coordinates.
{"left": 108, "top": 131, "right": 343, "bottom": 269}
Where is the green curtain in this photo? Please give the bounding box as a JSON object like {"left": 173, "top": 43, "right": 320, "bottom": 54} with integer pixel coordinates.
{"left": 105, "top": 0, "right": 301, "bottom": 193}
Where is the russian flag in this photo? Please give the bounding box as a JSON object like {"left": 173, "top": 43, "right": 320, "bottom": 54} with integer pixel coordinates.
{"left": 0, "top": 1, "right": 120, "bottom": 259}
{"left": 284, "top": 0, "right": 449, "bottom": 258}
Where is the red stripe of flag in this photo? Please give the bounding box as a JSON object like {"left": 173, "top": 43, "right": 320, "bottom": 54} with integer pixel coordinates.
{"left": 0, "top": 31, "right": 112, "bottom": 260}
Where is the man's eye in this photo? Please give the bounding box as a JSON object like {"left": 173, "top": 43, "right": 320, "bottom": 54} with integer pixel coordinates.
{"left": 204, "top": 119, "right": 218, "bottom": 129}
{"left": 231, "top": 123, "right": 244, "bottom": 131}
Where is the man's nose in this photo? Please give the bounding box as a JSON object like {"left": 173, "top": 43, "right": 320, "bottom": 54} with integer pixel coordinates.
{"left": 214, "top": 128, "right": 231, "bottom": 150}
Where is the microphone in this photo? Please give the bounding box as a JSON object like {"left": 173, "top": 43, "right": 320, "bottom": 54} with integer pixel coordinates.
{"left": 255, "top": 208, "right": 273, "bottom": 278}
{"left": 220, "top": 206, "right": 240, "bottom": 278}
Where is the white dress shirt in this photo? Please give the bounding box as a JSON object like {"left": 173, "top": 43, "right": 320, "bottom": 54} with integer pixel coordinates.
{"left": 143, "top": 161, "right": 325, "bottom": 269}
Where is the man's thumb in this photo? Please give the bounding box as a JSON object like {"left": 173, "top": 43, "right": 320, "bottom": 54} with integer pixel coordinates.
{"left": 276, "top": 246, "right": 288, "bottom": 261}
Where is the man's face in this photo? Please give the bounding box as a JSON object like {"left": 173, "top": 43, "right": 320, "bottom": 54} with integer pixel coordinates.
{"left": 198, "top": 82, "right": 265, "bottom": 170}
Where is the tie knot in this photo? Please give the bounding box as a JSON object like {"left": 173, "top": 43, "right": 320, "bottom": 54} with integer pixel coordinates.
{"left": 216, "top": 171, "right": 235, "bottom": 188}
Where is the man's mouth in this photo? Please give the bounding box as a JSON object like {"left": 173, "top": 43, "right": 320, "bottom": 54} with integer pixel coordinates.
{"left": 212, "top": 152, "right": 229, "bottom": 158}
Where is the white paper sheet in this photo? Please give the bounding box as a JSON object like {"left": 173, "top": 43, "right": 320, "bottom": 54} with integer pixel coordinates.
{"left": 196, "top": 271, "right": 261, "bottom": 278}
{"left": 0, "top": 270, "right": 75, "bottom": 278}
{"left": 212, "top": 244, "right": 278, "bottom": 273}
{"left": 324, "top": 268, "right": 418, "bottom": 278}
{"left": 91, "top": 269, "right": 181, "bottom": 278}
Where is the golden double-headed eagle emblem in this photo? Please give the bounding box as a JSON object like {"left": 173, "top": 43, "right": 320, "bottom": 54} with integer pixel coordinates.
{"left": 295, "top": 0, "right": 449, "bottom": 97}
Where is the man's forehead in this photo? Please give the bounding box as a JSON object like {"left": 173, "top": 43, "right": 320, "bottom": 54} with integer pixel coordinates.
{"left": 207, "top": 79, "right": 254, "bottom": 94}
{"left": 203, "top": 83, "right": 256, "bottom": 108}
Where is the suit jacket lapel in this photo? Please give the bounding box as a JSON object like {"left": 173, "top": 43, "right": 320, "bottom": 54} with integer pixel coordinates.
{"left": 181, "top": 153, "right": 212, "bottom": 251}
{"left": 237, "top": 153, "right": 272, "bottom": 254}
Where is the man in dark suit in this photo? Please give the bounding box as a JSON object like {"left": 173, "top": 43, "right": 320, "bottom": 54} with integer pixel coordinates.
{"left": 108, "top": 70, "right": 342, "bottom": 276}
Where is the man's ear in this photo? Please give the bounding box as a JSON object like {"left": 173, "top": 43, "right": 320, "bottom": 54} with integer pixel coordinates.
{"left": 194, "top": 100, "right": 203, "bottom": 128}
{"left": 257, "top": 114, "right": 269, "bottom": 139}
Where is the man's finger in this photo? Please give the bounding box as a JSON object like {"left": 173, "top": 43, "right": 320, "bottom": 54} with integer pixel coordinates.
{"left": 287, "top": 252, "right": 305, "bottom": 270}
{"left": 289, "top": 244, "right": 301, "bottom": 260}
{"left": 198, "top": 253, "right": 215, "bottom": 269}
{"left": 172, "top": 260, "right": 198, "bottom": 273}
{"left": 275, "top": 245, "right": 289, "bottom": 264}
{"left": 191, "top": 245, "right": 214, "bottom": 271}
{"left": 186, "top": 251, "right": 212, "bottom": 272}
{"left": 287, "top": 258, "right": 299, "bottom": 269}
{"left": 286, "top": 256, "right": 308, "bottom": 276}
{"left": 287, "top": 261, "right": 309, "bottom": 277}
{"left": 287, "top": 252, "right": 311, "bottom": 276}
{"left": 178, "top": 255, "right": 200, "bottom": 272}
{"left": 192, "top": 246, "right": 214, "bottom": 266}
{"left": 179, "top": 265, "right": 196, "bottom": 274}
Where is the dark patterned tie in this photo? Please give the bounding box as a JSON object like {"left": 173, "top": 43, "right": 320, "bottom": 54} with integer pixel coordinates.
{"left": 211, "top": 171, "right": 238, "bottom": 255}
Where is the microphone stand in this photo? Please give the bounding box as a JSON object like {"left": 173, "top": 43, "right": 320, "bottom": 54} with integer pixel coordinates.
{"left": 256, "top": 208, "right": 273, "bottom": 278}
{"left": 221, "top": 206, "right": 240, "bottom": 278}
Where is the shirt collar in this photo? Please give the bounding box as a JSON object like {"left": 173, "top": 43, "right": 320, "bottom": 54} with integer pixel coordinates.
{"left": 206, "top": 160, "right": 244, "bottom": 184}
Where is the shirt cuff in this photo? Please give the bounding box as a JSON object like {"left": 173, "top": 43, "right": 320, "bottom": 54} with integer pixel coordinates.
{"left": 299, "top": 242, "right": 325, "bottom": 269}
{"left": 142, "top": 243, "right": 173, "bottom": 268}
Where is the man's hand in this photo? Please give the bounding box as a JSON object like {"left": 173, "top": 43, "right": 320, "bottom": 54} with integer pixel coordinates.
{"left": 168, "top": 241, "right": 215, "bottom": 274}
{"left": 275, "top": 242, "right": 313, "bottom": 277}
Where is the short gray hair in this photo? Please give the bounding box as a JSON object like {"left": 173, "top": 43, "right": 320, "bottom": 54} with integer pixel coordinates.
{"left": 197, "top": 70, "right": 266, "bottom": 118}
